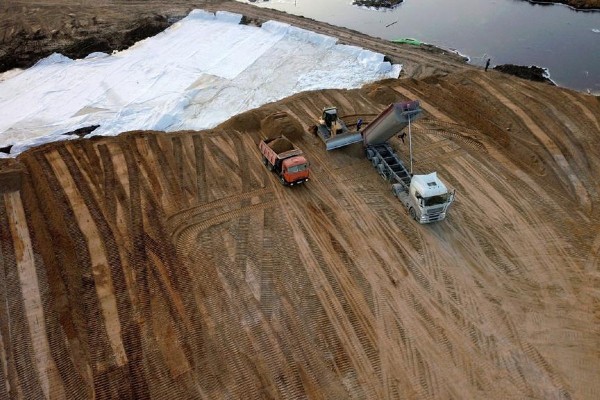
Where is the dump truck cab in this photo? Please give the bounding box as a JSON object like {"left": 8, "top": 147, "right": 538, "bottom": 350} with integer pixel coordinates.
{"left": 280, "top": 155, "right": 310, "bottom": 185}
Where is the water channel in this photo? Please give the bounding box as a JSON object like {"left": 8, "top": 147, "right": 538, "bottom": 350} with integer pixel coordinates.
{"left": 243, "top": 0, "right": 600, "bottom": 94}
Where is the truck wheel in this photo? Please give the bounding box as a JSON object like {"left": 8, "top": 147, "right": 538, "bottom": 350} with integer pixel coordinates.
{"left": 409, "top": 207, "right": 417, "bottom": 221}
{"left": 267, "top": 163, "right": 273, "bottom": 172}
{"left": 366, "top": 148, "right": 375, "bottom": 160}
{"left": 262, "top": 156, "right": 268, "bottom": 166}
{"left": 371, "top": 156, "right": 380, "bottom": 167}
{"left": 279, "top": 175, "right": 286, "bottom": 185}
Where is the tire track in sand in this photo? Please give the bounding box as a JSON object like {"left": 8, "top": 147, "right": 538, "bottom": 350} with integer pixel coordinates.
{"left": 473, "top": 75, "right": 591, "bottom": 211}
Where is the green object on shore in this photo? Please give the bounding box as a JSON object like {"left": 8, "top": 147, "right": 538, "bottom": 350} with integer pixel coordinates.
{"left": 391, "top": 38, "right": 423, "bottom": 46}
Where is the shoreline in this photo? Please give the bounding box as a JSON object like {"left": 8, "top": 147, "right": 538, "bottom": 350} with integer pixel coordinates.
{"left": 1, "top": 0, "right": 595, "bottom": 94}
{"left": 348, "top": 0, "right": 600, "bottom": 11}
{"left": 525, "top": 0, "right": 600, "bottom": 11}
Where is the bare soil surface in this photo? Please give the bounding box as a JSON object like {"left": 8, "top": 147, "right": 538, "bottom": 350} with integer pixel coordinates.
{"left": 1, "top": 1, "right": 600, "bottom": 400}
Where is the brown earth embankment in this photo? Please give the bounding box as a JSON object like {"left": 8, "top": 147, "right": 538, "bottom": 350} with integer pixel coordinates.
{"left": 1, "top": 1, "right": 599, "bottom": 400}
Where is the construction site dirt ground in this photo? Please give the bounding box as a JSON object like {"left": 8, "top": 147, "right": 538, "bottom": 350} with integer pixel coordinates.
{"left": 1, "top": 1, "right": 600, "bottom": 399}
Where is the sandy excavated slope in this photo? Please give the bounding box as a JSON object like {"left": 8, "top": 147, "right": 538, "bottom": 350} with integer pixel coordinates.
{"left": 1, "top": 1, "right": 600, "bottom": 400}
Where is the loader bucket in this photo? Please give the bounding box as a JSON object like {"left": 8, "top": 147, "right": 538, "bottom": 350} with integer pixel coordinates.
{"left": 325, "top": 132, "right": 363, "bottom": 150}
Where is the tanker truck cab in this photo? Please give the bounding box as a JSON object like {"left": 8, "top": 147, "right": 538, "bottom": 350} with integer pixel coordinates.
{"left": 409, "top": 172, "right": 455, "bottom": 223}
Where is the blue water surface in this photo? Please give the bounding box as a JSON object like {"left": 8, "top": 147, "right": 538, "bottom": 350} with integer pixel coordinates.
{"left": 243, "top": 0, "right": 600, "bottom": 94}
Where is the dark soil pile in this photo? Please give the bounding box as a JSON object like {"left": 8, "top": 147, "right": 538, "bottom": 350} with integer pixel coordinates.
{"left": 260, "top": 111, "right": 304, "bottom": 141}
{"left": 63, "top": 125, "right": 100, "bottom": 137}
{"left": 494, "top": 64, "right": 555, "bottom": 85}
{"left": 0, "top": 145, "right": 12, "bottom": 154}
{"left": 353, "top": 0, "right": 403, "bottom": 8}
{"left": 525, "top": 0, "right": 600, "bottom": 9}
{"left": 0, "top": 15, "right": 170, "bottom": 72}
{"left": 220, "top": 110, "right": 264, "bottom": 132}
{"left": 268, "top": 137, "right": 295, "bottom": 153}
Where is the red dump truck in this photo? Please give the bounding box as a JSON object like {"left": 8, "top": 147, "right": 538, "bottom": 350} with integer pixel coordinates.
{"left": 259, "top": 136, "right": 310, "bottom": 186}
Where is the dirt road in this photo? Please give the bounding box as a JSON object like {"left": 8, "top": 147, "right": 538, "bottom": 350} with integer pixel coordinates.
{"left": 1, "top": 1, "right": 599, "bottom": 399}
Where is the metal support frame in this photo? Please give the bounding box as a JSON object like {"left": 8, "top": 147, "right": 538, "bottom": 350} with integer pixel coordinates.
{"left": 408, "top": 115, "right": 413, "bottom": 175}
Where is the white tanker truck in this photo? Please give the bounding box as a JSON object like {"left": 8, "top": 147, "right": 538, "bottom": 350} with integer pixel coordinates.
{"left": 316, "top": 101, "right": 455, "bottom": 223}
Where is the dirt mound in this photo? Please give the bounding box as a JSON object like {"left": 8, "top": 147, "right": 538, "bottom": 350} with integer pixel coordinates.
{"left": 268, "top": 137, "right": 295, "bottom": 153}
{"left": 219, "top": 108, "right": 272, "bottom": 132}
{"left": 363, "top": 83, "right": 400, "bottom": 105}
{"left": 494, "top": 64, "right": 555, "bottom": 84}
{"left": 260, "top": 111, "right": 304, "bottom": 141}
